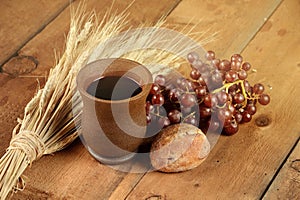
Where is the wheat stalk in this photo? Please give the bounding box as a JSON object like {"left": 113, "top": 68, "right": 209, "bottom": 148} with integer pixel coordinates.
{"left": 0, "top": 4, "right": 129, "bottom": 199}
{"left": 0, "top": 3, "right": 213, "bottom": 199}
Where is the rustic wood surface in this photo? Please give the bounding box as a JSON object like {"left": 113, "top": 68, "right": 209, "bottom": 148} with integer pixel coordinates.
{"left": 0, "top": 0, "right": 299, "bottom": 199}
{"left": 0, "top": 0, "right": 70, "bottom": 67}
{"left": 263, "top": 138, "right": 300, "bottom": 200}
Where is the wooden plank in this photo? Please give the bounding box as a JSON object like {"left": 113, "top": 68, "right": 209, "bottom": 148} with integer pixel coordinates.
{"left": 17, "top": 0, "right": 182, "bottom": 77}
{"left": 126, "top": 0, "right": 300, "bottom": 199}
{"left": 0, "top": 0, "right": 181, "bottom": 199}
{"left": 0, "top": 0, "right": 71, "bottom": 67}
{"left": 166, "top": 0, "right": 282, "bottom": 58}
{"left": 263, "top": 138, "right": 300, "bottom": 200}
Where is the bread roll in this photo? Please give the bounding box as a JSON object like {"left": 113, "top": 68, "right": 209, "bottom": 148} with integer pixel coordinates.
{"left": 150, "top": 123, "right": 210, "bottom": 172}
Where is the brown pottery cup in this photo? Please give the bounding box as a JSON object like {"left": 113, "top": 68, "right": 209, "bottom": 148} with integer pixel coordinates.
{"left": 77, "top": 58, "right": 152, "bottom": 164}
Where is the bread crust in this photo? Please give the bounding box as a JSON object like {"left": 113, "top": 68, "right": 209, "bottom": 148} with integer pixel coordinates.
{"left": 150, "top": 123, "right": 210, "bottom": 172}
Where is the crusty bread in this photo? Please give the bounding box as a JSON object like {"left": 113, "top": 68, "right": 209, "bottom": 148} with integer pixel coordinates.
{"left": 150, "top": 123, "right": 210, "bottom": 172}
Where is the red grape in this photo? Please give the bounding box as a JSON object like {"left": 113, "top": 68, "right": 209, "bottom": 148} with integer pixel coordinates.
{"left": 225, "top": 70, "right": 238, "bottom": 82}
{"left": 195, "top": 86, "right": 207, "bottom": 98}
{"left": 230, "top": 61, "right": 242, "bottom": 71}
{"left": 181, "top": 93, "right": 197, "bottom": 108}
{"left": 203, "top": 94, "right": 218, "bottom": 108}
{"left": 231, "top": 54, "right": 243, "bottom": 63}
{"left": 211, "top": 70, "right": 223, "bottom": 85}
{"left": 234, "top": 113, "right": 243, "bottom": 123}
{"left": 242, "top": 62, "right": 251, "bottom": 71}
{"left": 198, "top": 76, "right": 207, "bottom": 86}
{"left": 246, "top": 104, "right": 256, "bottom": 115}
{"left": 216, "top": 91, "right": 229, "bottom": 105}
{"left": 168, "top": 109, "right": 181, "bottom": 123}
{"left": 145, "top": 51, "right": 270, "bottom": 136}
{"left": 233, "top": 93, "right": 245, "bottom": 104}
{"left": 200, "top": 106, "right": 212, "bottom": 118}
{"left": 258, "top": 94, "right": 270, "bottom": 105}
{"left": 152, "top": 93, "right": 164, "bottom": 106}
{"left": 187, "top": 52, "right": 200, "bottom": 63}
{"left": 253, "top": 83, "right": 265, "bottom": 94}
{"left": 169, "top": 88, "right": 181, "bottom": 102}
{"left": 211, "top": 58, "right": 220, "bottom": 68}
{"left": 154, "top": 75, "right": 166, "bottom": 86}
{"left": 190, "top": 67, "right": 201, "bottom": 80}
{"left": 218, "top": 108, "right": 232, "bottom": 123}
{"left": 219, "top": 59, "right": 231, "bottom": 71}
{"left": 227, "top": 103, "right": 236, "bottom": 114}
{"left": 205, "top": 50, "right": 215, "bottom": 61}
{"left": 150, "top": 84, "right": 160, "bottom": 95}
{"left": 242, "top": 111, "right": 252, "bottom": 123}
{"left": 238, "top": 69, "right": 248, "bottom": 80}
{"left": 224, "top": 120, "right": 239, "bottom": 135}
{"left": 243, "top": 80, "right": 251, "bottom": 92}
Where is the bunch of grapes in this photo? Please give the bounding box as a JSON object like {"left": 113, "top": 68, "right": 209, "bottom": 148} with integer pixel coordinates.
{"left": 145, "top": 51, "right": 270, "bottom": 136}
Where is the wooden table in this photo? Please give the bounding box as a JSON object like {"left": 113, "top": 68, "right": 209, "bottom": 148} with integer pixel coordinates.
{"left": 0, "top": 0, "right": 299, "bottom": 199}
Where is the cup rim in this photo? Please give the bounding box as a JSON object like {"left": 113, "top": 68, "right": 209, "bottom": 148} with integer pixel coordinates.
{"left": 76, "top": 58, "right": 153, "bottom": 104}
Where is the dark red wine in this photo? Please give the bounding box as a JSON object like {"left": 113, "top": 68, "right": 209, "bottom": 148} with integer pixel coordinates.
{"left": 87, "top": 76, "right": 142, "bottom": 100}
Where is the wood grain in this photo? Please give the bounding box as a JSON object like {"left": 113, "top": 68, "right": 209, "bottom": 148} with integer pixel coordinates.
{"left": 126, "top": 0, "right": 300, "bottom": 199}
{"left": 17, "top": 0, "right": 181, "bottom": 77}
{"left": 0, "top": 0, "right": 181, "bottom": 199}
{"left": 0, "top": 0, "right": 70, "bottom": 67}
{"left": 263, "top": 138, "right": 300, "bottom": 200}
{"left": 166, "top": 0, "right": 282, "bottom": 57}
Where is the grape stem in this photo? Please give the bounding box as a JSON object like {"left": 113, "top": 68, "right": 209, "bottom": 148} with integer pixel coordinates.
{"left": 212, "top": 80, "right": 249, "bottom": 108}
{"left": 212, "top": 80, "right": 242, "bottom": 94}
{"left": 156, "top": 106, "right": 160, "bottom": 116}
{"left": 150, "top": 110, "right": 163, "bottom": 118}
{"left": 216, "top": 103, "right": 227, "bottom": 109}
{"left": 183, "top": 111, "right": 196, "bottom": 121}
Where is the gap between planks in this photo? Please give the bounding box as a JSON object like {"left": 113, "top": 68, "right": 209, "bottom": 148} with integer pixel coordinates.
{"left": 260, "top": 136, "right": 300, "bottom": 199}
{"left": 239, "top": 0, "right": 284, "bottom": 54}
{"left": 160, "top": 0, "right": 182, "bottom": 20}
